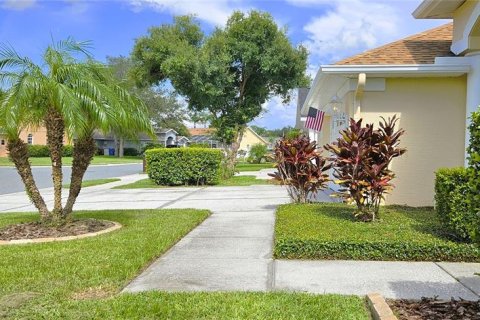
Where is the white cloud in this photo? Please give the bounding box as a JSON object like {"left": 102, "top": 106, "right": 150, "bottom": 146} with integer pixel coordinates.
{"left": 301, "top": 0, "right": 399, "bottom": 63}
{"left": 251, "top": 94, "right": 298, "bottom": 129}
{"left": 129, "top": 0, "right": 250, "bottom": 26}
{"left": 2, "top": 0, "right": 36, "bottom": 10}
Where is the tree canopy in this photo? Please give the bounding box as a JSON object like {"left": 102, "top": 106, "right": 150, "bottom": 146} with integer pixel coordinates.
{"left": 131, "top": 12, "right": 308, "bottom": 145}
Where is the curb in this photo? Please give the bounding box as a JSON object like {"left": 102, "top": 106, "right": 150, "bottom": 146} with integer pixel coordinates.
{"left": 0, "top": 221, "right": 122, "bottom": 245}
{"left": 367, "top": 293, "right": 398, "bottom": 320}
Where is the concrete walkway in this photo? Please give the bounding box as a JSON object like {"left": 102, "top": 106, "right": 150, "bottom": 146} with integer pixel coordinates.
{"left": 1, "top": 173, "right": 479, "bottom": 300}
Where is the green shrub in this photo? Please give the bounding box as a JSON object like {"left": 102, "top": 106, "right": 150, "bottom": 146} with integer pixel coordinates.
{"left": 189, "top": 143, "right": 210, "bottom": 148}
{"left": 27, "top": 145, "right": 50, "bottom": 157}
{"left": 123, "top": 147, "right": 139, "bottom": 156}
{"left": 249, "top": 143, "right": 268, "bottom": 163}
{"left": 146, "top": 148, "right": 223, "bottom": 186}
{"left": 141, "top": 143, "right": 163, "bottom": 154}
{"left": 467, "top": 109, "right": 480, "bottom": 236}
{"left": 435, "top": 168, "right": 477, "bottom": 241}
{"left": 27, "top": 145, "right": 75, "bottom": 157}
{"left": 63, "top": 145, "right": 74, "bottom": 157}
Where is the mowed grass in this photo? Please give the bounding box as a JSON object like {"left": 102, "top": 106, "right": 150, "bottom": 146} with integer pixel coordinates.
{"left": 62, "top": 178, "right": 120, "bottom": 189}
{"left": 115, "top": 175, "right": 276, "bottom": 189}
{"left": 0, "top": 209, "right": 209, "bottom": 318}
{"left": 236, "top": 162, "right": 274, "bottom": 171}
{"left": 275, "top": 203, "right": 480, "bottom": 261}
{"left": 43, "top": 292, "right": 369, "bottom": 320}
{"left": 0, "top": 156, "right": 142, "bottom": 167}
{"left": 0, "top": 210, "right": 369, "bottom": 319}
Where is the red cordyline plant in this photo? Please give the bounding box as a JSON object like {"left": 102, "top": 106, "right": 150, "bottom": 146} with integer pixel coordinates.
{"left": 269, "top": 135, "right": 331, "bottom": 203}
{"left": 324, "top": 116, "right": 406, "bottom": 221}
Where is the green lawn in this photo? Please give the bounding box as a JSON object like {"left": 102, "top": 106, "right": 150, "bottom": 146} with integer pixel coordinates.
{"left": 275, "top": 203, "right": 480, "bottom": 261}
{"left": 236, "top": 162, "right": 274, "bottom": 171}
{"left": 62, "top": 178, "right": 121, "bottom": 189}
{"left": 0, "top": 210, "right": 369, "bottom": 319}
{"left": 0, "top": 156, "right": 142, "bottom": 167}
{"left": 114, "top": 175, "right": 275, "bottom": 189}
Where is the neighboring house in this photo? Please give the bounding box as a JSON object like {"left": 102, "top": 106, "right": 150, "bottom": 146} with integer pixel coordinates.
{"left": 176, "top": 136, "right": 190, "bottom": 147}
{"left": 0, "top": 126, "right": 72, "bottom": 157}
{"left": 298, "top": 0, "right": 480, "bottom": 206}
{"left": 238, "top": 127, "right": 269, "bottom": 156}
{"left": 93, "top": 128, "right": 180, "bottom": 154}
{"left": 188, "top": 128, "right": 221, "bottom": 148}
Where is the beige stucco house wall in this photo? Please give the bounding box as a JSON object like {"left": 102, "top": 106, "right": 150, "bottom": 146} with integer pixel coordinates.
{"left": 358, "top": 77, "right": 466, "bottom": 206}
{"left": 239, "top": 127, "right": 269, "bottom": 156}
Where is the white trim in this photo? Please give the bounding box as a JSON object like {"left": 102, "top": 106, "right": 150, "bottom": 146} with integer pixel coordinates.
{"left": 320, "top": 64, "right": 470, "bottom": 75}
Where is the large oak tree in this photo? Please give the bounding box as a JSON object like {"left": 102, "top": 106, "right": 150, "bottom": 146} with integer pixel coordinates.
{"left": 131, "top": 12, "right": 308, "bottom": 173}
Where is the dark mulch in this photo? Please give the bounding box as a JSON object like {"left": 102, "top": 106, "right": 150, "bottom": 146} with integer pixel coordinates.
{"left": 389, "top": 297, "right": 480, "bottom": 320}
{"left": 0, "top": 219, "right": 115, "bottom": 241}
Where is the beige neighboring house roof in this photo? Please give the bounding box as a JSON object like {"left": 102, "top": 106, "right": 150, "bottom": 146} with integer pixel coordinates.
{"left": 335, "top": 23, "right": 455, "bottom": 65}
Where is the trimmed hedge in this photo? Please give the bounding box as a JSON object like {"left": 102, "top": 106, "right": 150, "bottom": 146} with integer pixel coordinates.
{"left": 146, "top": 148, "right": 223, "bottom": 186}
{"left": 27, "top": 145, "right": 74, "bottom": 157}
{"left": 435, "top": 168, "right": 477, "bottom": 241}
{"left": 123, "top": 148, "right": 139, "bottom": 156}
{"left": 275, "top": 239, "right": 480, "bottom": 262}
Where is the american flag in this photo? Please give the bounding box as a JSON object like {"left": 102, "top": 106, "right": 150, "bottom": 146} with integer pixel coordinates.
{"left": 304, "top": 107, "right": 325, "bottom": 131}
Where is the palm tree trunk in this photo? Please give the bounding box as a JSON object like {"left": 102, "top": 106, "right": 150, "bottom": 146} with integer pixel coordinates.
{"left": 45, "top": 108, "right": 65, "bottom": 221}
{"left": 63, "top": 135, "right": 96, "bottom": 216}
{"left": 7, "top": 139, "right": 50, "bottom": 220}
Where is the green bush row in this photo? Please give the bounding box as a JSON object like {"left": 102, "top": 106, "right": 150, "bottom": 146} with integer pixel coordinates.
{"left": 275, "top": 239, "right": 480, "bottom": 262}
{"left": 28, "top": 145, "right": 74, "bottom": 157}
{"left": 435, "top": 168, "right": 478, "bottom": 241}
{"left": 123, "top": 147, "right": 139, "bottom": 156}
{"left": 146, "top": 148, "right": 223, "bottom": 186}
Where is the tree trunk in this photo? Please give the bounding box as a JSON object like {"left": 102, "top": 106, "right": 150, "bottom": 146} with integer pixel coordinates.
{"left": 223, "top": 126, "right": 246, "bottom": 178}
{"left": 63, "top": 135, "right": 96, "bottom": 216}
{"left": 119, "top": 138, "right": 124, "bottom": 158}
{"left": 7, "top": 139, "right": 50, "bottom": 221}
{"left": 45, "top": 108, "right": 65, "bottom": 221}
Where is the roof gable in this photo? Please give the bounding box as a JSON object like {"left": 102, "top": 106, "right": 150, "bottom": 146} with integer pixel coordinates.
{"left": 335, "top": 23, "right": 455, "bottom": 65}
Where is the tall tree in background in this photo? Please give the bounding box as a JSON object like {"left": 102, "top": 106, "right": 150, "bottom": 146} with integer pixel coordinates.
{"left": 107, "top": 56, "right": 190, "bottom": 139}
{"left": 0, "top": 39, "right": 152, "bottom": 223}
{"left": 132, "top": 12, "right": 308, "bottom": 174}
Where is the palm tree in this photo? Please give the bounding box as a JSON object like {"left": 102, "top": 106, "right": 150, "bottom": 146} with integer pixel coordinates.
{"left": 0, "top": 38, "right": 153, "bottom": 223}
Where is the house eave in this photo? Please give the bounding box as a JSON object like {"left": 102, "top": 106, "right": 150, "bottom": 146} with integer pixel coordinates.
{"left": 301, "top": 63, "right": 470, "bottom": 115}
{"left": 413, "top": 0, "right": 465, "bottom": 19}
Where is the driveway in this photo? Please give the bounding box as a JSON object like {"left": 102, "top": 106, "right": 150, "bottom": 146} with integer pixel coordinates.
{"left": 0, "top": 163, "right": 142, "bottom": 195}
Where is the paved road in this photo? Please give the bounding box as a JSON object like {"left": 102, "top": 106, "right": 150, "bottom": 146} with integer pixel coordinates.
{"left": 0, "top": 163, "right": 142, "bottom": 195}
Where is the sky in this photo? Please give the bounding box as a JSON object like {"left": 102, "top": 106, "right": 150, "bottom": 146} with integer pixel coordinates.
{"left": 0, "top": 0, "right": 450, "bottom": 129}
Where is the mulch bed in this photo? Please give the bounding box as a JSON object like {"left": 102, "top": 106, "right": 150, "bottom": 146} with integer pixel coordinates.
{"left": 0, "top": 219, "right": 115, "bottom": 241}
{"left": 389, "top": 297, "right": 480, "bottom": 320}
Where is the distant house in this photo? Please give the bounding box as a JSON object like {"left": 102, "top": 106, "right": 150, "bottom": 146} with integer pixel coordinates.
{"left": 0, "top": 126, "right": 72, "bottom": 158}
{"left": 188, "top": 128, "right": 221, "bottom": 148}
{"left": 238, "top": 127, "right": 269, "bottom": 156}
{"left": 93, "top": 128, "right": 186, "bottom": 155}
{"left": 188, "top": 127, "right": 268, "bottom": 156}
{"left": 298, "top": 0, "right": 480, "bottom": 206}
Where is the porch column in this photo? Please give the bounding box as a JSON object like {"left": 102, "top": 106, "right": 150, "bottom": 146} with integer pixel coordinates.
{"left": 465, "top": 52, "right": 480, "bottom": 165}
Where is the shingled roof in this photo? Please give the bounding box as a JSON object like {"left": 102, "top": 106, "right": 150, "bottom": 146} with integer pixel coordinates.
{"left": 335, "top": 23, "right": 456, "bottom": 65}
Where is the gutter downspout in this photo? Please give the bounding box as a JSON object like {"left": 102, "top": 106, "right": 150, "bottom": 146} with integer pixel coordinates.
{"left": 354, "top": 73, "right": 366, "bottom": 120}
